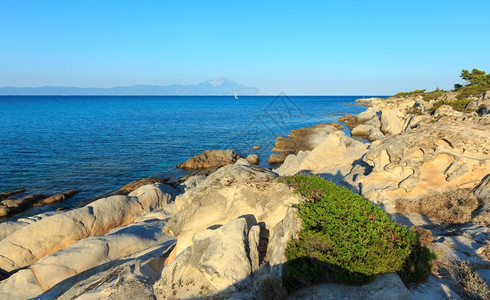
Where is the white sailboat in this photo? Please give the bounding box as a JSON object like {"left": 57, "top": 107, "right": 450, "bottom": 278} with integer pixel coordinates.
{"left": 234, "top": 92, "right": 239, "bottom": 100}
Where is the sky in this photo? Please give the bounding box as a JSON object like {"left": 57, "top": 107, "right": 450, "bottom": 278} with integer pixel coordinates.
{"left": 1, "top": 0, "right": 489, "bottom": 95}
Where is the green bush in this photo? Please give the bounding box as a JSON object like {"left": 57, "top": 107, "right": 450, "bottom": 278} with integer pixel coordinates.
{"left": 429, "top": 98, "right": 474, "bottom": 113}
{"left": 279, "top": 175, "right": 434, "bottom": 292}
{"left": 393, "top": 89, "right": 426, "bottom": 98}
{"left": 456, "top": 84, "right": 489, "bottom": 100}
{"left": 422, "top": 88, "right": 445, "bottom": 101}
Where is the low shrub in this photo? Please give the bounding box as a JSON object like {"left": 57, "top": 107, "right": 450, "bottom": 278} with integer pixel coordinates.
{"left": 413, "top": 227, "right": 433, "bottom": 246}
{"left": 395, "top": 189, "right": 478, "bottom": 224}
{"left": 429, "top": 98, "right": 475, "bottom": 113}
{"left": 258, "top": 277, "right": 287, "bottom": 300}
{"left": 422, "top": 88, "right": 445, "bottom": 102}
{"left": 456, "top": 84, "right": 489, "bottom": 100}
{"left": 279, "top": 175, "right": 434, "bottom": 292}
{"left": 393, "top": 89, "right": 426, "bottom": 98}
{"left": 481, "top": 241, "right": 490, "bottom": 260}
{"left": 457, "top": 260, "right": 490, "bottom": 300}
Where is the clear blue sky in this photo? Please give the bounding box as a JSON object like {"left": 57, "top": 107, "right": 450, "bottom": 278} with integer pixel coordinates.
{"left": 1, "top": 0, "right": 489, "bottom": 95}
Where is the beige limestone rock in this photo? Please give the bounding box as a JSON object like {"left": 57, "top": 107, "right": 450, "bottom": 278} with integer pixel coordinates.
{"left": 368, "top": 127, "right": 385, "bottom": 141}
{"left": 432, "top": 104, "right": 463, "bottom": 118}
{"left": 0, "top": 183, "right": 177, "bottom": 273}
{"left": 267, "top": 153, "right": 287, "bottom": 165}
{"left": 0, "top": 211, "right": 59, "bottom": 241}
{"left": 380, "top": 107, "right": 405, "bottom": 135}
{"left": 114, "top": 177, "right": 170, "bottom": 195}
{"left": 271, "top": 123, "right": 339, "bottom": 155}
{"left": 276, "top": 131, "right": 368, "bottom": 177}
{"left": 154, "top": 217, "right": 259, "bottom": 299}
{"left": 266, "top": 207, "right": 303, "bottom": 277}
{"left": 338, "top": 114, "right": 358, "bottom": 127}
{"left": 289, "top": 273, "right": 413, "bottom": 300}
{"left": 163, "top": 161, "right": 299, "bottom": 256}
{"left": 0, "top": 205, "right": 8, "bottom": 217}
{"left": 351, "top": 124, "right": 375, "bottom": 138}
{"left": 356, "top": 107, "right": 380, "bottom": 124}
{"left": 245, "top": 153, "right": 260, "bottom": 165}
{"left": 177, "top": 149, "right": 240, "bottom": 169}
{"left": 0, "top": 211, "right": 176, "bottom": 299}
{"left": 0, "top": 194, "right": 45, "bottom": 216}
{"left": 356, "top": 121, "right": 490, "bottom": 212}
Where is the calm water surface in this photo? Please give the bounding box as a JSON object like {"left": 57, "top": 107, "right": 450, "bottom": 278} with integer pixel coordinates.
{"left": 0, "top": 95, "right": 375, "bottom": 220}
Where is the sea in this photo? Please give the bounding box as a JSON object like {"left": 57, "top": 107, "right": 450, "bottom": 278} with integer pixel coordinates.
{"left": 0, "top": 95, "right": 376, "bottom": 221}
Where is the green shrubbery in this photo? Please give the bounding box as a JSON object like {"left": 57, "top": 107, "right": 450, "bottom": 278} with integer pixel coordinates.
{"left": 429, "top": 98, "right": 475, "bottom": 113}
{"left": 422, "top": 87, "right": 445, "bottom": 101}
{"left": 392, "top": 68, "right": 490, "bottom": 104}
{"left": 454, "top": 68, "right": 490, "bottom": 99}
{"left": 393, "top": 89, "right": 426, "bottom": 98}
{"left": 279, "top": 175, "right": 435, "bottom": 292}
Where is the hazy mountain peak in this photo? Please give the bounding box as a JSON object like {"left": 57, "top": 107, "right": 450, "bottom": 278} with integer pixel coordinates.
{"left": 0, "top": 78, "right": 263, "bottom": 95}
{"left": 205, "top": 77, "right": 230, "bottom": 86}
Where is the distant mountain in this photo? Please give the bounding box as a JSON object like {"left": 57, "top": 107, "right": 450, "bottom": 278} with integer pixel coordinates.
{"left": 0, "top": 77, "right": 263, "bottom": 95}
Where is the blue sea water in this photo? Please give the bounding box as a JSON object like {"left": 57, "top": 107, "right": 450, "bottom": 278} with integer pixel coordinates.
{"left": 0, "top": 95, "right": 373, "bottom": 221}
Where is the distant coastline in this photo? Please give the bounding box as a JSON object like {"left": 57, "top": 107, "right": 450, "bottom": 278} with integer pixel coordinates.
{"left": 0, "top": 77, "right": 262, "bottom": 96}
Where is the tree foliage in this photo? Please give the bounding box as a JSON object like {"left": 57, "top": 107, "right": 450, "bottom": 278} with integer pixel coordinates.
{"left": 454, "top": 68, "right": 490, "bottom": 98}
{"left": 460, "top": 68, "right": 490, "bottom": 86}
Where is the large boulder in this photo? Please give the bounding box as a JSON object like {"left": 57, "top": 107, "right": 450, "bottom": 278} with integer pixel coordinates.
{"left": 0, "top": 183, "right": 177, "bottom": 273}
{"left": 380, "top": 107, "right": 405, "bottom": 135}
{"left": 351, "top": 124, "right": 375, "bottom": 138}
{"left": 154, "top": 217, "right": 260, "bottom": 299}
{"left": 245, "top": 154, "right": 260, "bottom": 165}
{"left": 271, "top": 123, "right": 339, "bottom": 155}
{"left": 267, "top": 153, "right": 287, "bottom": 165}
{"left": 163, "top": 160, "right": 299, "bottom": 255}
{"left": 275, "top": 131, "right": 368, "bottom": 178}
{"left": 177, "top": 149, "right": 240, "bottom": 169}
{"left": 266, "top": 207, "right": 303, "bottom": 277}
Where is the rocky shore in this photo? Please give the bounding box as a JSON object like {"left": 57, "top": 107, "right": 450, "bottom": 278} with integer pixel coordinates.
{"left": 0, "top": 90, "right": 489, "bottom": 299}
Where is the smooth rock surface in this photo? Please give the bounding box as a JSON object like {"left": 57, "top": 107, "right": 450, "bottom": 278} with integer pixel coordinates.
{"left": 114, "top": 178, "right": 170, "bottom": 195}
{"left": 0, "top": 211, "right": 176, "bottom": 299}
{"left": 246, "top": 154, "right": 260, "bottom": 165}
{"left": 163, "top": 160, "right": 299, "bottom": 255}
{"left": 155, "top": 217, "right": 258, "bottom": 299}
{"left": 276, "top": 131, "right": 368, "bottom": 177}
{"left": 272, "top": 123, "right": 339, "bottom": 155}
{"left": 356, "top": 121, "right": 490, "bottom": 212}
{"left": 473, "top": 174, "right": 490, "bottom": 224}
{"left": 0, "top": 183, "right": 177, "bottom": 273}
{"left": 289, "top": 273, "right": 413, "bottom": 300}
{"left": 268, "top": 153, "right": 287, "bottom": 165}
{"left": 177, "top": 149, "right": 240, "bottom": 169}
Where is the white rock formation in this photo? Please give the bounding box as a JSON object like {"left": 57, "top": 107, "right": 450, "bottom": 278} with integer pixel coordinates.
{"left": 0, "top": 183, "right": 177, "bottom": 272}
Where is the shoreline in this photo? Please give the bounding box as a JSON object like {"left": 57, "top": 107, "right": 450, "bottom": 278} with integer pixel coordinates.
{"left": 0, "top": 95, "right": 367, "bottom": 222}
{"left": 0, "top": 92, "right": 488, "bottom": 298}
